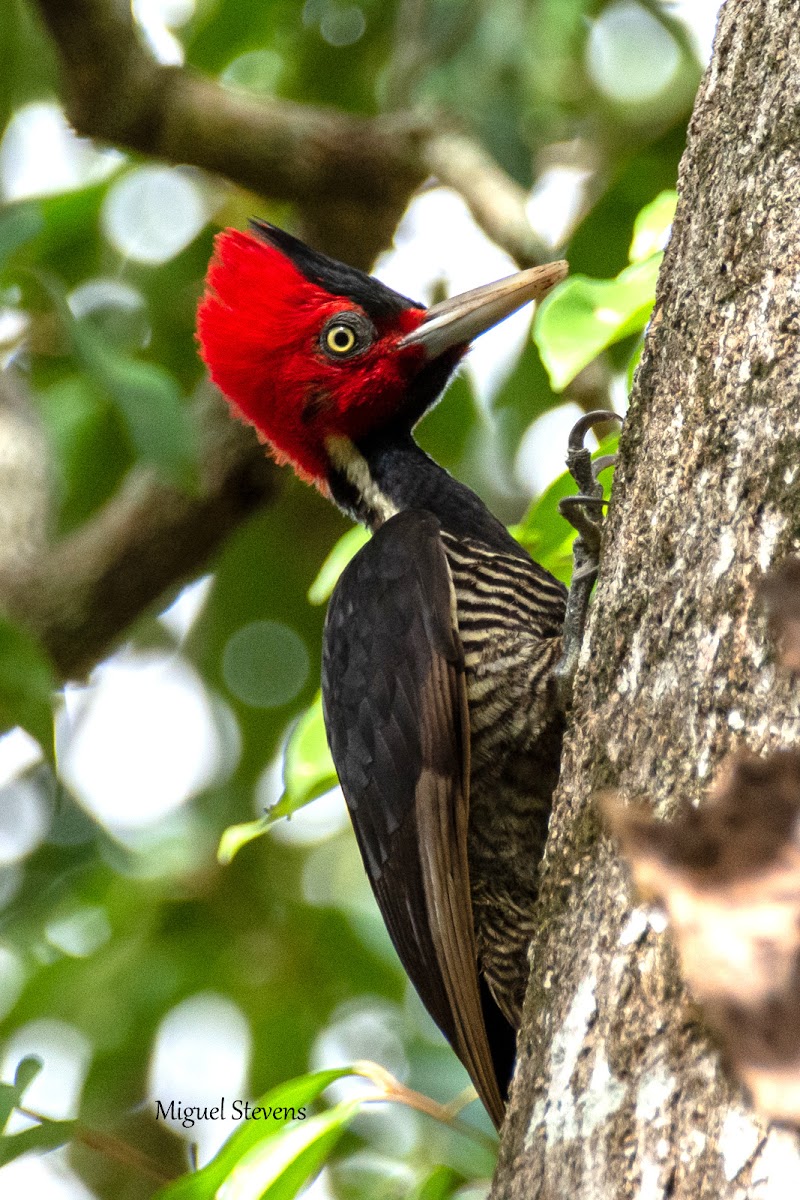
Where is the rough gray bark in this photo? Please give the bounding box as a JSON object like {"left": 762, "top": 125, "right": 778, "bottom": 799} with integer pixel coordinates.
{"left": 492, "top": 1, "right": 800, "bottom": 1196}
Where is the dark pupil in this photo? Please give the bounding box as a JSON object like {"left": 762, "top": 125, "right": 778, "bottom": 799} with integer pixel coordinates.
{"left": 333, "top": 328, "right": 351, "bottom": 348}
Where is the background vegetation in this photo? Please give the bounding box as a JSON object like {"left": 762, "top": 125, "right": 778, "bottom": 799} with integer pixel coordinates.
{"left": 0, "top": 1, "right": 715, "bottom": 1197}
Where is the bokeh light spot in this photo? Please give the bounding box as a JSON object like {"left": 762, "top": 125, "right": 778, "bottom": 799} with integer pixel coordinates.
{"left": 515, "top": 402, "right": 599, "bottom": 496}
{"left": 222, "top": 621, "right": 310, "bottom": 709}
{"left": 0, "top": 103, "right": 122, "bottom": 201}
{"left": 132, "top": 0, "right": 196, "bottom": 65}
{"left": 586, "top": 2, "right": 681, "bottom": 104}
{"left": 221, "top": 50, "right": 284, "bottom": 94}
{"left": 44, "top": 906, "right": 112, "bottom": 959}
{"left": 101, "top": 166, "right": 208, "bottom": 264}
{"left": 320, "top": 5, "right": 366, "bottom": 46}
{"left": 149, "top": 992, "right": 251, "bottom": 1163}
{"left": 58, "top": 651, "right": 224, "bottom": 831}
{"left": 269, "top": 786, "right": 349, "bottom": 846}
{"left": 375, "top": 188, "right": 527, "bottom": 409}
{"left": 68, "top": 277, "right": 150, "bottom": 349}
{"left": 0, "top": 778, "right": 49, "bottom": 865}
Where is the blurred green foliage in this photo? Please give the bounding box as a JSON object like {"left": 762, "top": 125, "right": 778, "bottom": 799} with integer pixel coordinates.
{"left": 0, "top": 0, "right": 702, "bottom": 1197}
{"left": 534, "top": 190, "right": 676, "bottom": 389}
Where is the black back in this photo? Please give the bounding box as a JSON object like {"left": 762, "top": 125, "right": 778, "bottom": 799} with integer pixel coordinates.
{"left": 321, "top": 508, "right": 509, "bottom": 1127}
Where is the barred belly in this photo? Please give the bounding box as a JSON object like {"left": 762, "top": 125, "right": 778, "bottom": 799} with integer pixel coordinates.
{"left": 442, "top": 533, "right": 567, "bottom": 1027}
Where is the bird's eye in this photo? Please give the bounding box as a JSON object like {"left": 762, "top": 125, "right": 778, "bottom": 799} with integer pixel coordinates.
{"left": 325, "top": 324, "right": 357, "bottom": 355}
{"left": 320, "top": 312, "right": 375, "bottom": 360}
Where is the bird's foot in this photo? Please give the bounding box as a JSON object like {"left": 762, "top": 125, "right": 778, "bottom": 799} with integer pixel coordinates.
{"left": 554, "top": 409, "right": 623, "bottom": 710}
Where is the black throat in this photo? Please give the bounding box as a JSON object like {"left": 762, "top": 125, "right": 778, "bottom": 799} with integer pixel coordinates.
{"left": 328, "top": 432, "right": 528, "bottom": 559}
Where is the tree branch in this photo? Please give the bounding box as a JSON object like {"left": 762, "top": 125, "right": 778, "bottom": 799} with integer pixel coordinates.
{"left": 0, "top": 386, "right": 280, "bottom": 680}
{"left": 0, "top": 372, "right": 51, "bottom": 572}
{"left": 424, "top": 131, "right": 549, "bottom": 266}
{"left": 1, "top": 0, "right": 553, "bottom": 685}
{"left": 33, "top": 0, "right": 546, "bottom": 268}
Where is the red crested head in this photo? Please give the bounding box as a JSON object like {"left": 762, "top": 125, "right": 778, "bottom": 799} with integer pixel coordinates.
{"left": 197, "top": 222, "right": 435, "bottom": 486}
{"left": 198, "top": 221, "right": 568, "bottom": 489}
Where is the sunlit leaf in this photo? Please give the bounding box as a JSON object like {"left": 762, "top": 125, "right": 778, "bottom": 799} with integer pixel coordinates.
{"left": 155, "top": 1069, "right": 360, "bottom": 1200}
{"left": 533, "top": 255, "right": 662, "bottom": 392}
{"left": 280, "top": 692, "right": 337, "bottom": 811}
{"left": 307, "top": 526, "right": 370, "bottom": 605}
{"left": 0, "top": 616, "right": 55, "bottom": 755}
{"left": 629, "top": 190, "right": 677, "bottom": 262}
{"left": 217, "top": 1100, "right": 360, "bottom": 1200}
{"left": 218, "top": 815, "right": 272, "bottom": 865}
{"left": 217, "top": 693, "right": 337, "bottom": 864}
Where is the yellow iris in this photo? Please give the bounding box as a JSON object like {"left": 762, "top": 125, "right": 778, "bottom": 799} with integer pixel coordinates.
{"left": 325, "top": 324, "right": 356, "bottom": 354}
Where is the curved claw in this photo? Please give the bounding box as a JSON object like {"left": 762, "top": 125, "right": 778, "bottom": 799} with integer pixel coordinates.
{"left": 567, "top": 409, "right": 623, "bottom": 454}
{"left": 591, "top": 453, "right": 617, "bottom": 482}
{"left": 555, "top": 411, "right": 623, "bottom": 710}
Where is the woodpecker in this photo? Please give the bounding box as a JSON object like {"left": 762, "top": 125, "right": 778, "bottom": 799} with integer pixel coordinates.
{"left": 198, "top": 221, "right": 612, "bottom": 1128}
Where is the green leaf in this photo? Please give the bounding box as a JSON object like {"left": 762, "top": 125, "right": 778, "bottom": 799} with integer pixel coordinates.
{"left": 509, "top": 470, "right": 578, "bottom": 585}
{"left": 217, "top": 1100, "right": 360, "bottom": 1200}
{"left": 280, "top": 693, "right": 337, "bottom": 812}
{"left": 0, "top": 616, "right": 55, "bottom": 755}
{"left": 629, "top": 190, "right": 677, "bottom": 263}
{"left": 533, "top": 255, "right": 662, "bottom": 392}
{"left": 307, "top": 527, "right": 370, "bottom": 605}
{"left": 217, "top": 815, "right": 272, "bottom": 866}
{"left": 218, "top": 693, "right": 337, "bottom": 864}
{"left": 0, "top": 1119, "right": 76, "bottom": 1166}
{"left": 155, "top": 1069, "right": 359, "bottom": 1200}
{"left": 0, "top": 1087, "right": 18, "bottom": 1135}
{"left": 81, "top": 340, "right": 196, "bottom": 485}
{"left": 0, "top": 1055, "right": 43, "bottom": 1133}
{"left": 37, "top": 374, "right": 133, "bottom": 535}
{"left": 0, "top": 202, "right": 44, "bottom": 273}
{"left": 0, "top": 1060, "right": 56, "bottom": 1152}
{"left": 409, "top": 1165, "right": 463, "bottom": 1200}
{"left": 13, "top": 1056, "right": 42, "bottom": 1095}
{"left": 0, "top": 0, "right": 59, "bottom": 135}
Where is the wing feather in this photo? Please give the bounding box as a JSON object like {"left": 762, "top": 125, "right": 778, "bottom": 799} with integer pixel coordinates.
{"left": 321, "top": 509, "right": 504, "bottom": 1127}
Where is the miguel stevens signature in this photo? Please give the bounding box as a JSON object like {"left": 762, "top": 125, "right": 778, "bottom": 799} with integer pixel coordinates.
{"left": 154, "top": 1099, "right": 308, "bottom": 1128}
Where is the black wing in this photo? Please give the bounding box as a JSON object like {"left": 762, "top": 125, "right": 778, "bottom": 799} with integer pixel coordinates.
{"left": 321, "top": 509, "right": 505, "bottom": 1128}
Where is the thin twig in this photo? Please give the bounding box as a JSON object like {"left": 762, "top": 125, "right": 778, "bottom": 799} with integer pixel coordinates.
{"left": 17, "top": 1107, "right": 174, "bottom": 1186}
{"left": 352, "top": 1061, "right": 498, "bottom": 1153}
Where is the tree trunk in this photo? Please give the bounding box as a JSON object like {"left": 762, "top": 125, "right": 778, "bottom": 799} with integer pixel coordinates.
{"left": 492, "top": 1, "right": 800, "bottom": 1196}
